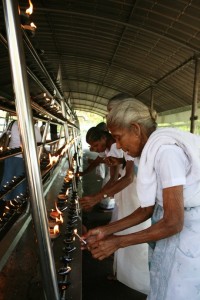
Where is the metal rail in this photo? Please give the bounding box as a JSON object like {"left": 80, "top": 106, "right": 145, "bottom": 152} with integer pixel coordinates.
{"left": 2, "top": 1, "right": 60, "bottom": 299}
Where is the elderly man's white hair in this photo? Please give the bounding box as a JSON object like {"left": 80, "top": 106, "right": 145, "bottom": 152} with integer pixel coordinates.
{"left": 106, "top": 97, "right": 157, "bottom": 134}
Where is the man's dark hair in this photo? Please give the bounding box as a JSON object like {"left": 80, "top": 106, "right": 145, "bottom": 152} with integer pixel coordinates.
{"left": 86, "top": 126, "right": 110, "bottom": 143}
{"left": 96, "top": 122, "right": 107, "bottom": 131}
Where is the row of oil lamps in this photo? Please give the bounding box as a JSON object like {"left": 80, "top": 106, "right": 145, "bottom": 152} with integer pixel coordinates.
{"left": 0, "top": 193, "right": 28, "bottom": 236}
{"left": 0, "top": 146, "right": 22, "bottom": 157}
{"left": 48, "top": 169, "right": 82, "bottom": 296}
{"left": 0, "top": 175, "right": 25, "bottom": 199}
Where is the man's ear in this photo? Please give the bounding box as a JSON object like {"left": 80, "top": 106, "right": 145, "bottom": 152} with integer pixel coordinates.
{"left": 130, "top": 122, "right": 141, "bottom": 137}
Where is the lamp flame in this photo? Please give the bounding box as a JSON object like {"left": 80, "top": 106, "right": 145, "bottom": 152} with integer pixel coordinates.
{"left": 50, "top": 202, "right": 62, "bottom": 220}
{"left": 55, "top": 202, "right": 62, "bottom": 215}
{"left": 26, "top": 0, "right": 33, "bottom": 15}
{"left": 56, "top": 214, "right": 63, "bottom": 224}
{"left": 10, "top": 201, "right": 15, "bottom": 207}
{"left": 30, "top": 22, "right": 37, "bottom": 29}
{"left": 49, "top": 224, "right": 60, "bottom": 238}
{"left": 48, "top": 154, "right": 59, "bottom": 166}
{"left": 53, "top": 225, "right": 59, "bottom": 234}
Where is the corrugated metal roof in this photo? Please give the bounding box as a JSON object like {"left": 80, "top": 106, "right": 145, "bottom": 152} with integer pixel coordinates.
{"left": 0, "top": 0, "right": 200, "bottom": 117}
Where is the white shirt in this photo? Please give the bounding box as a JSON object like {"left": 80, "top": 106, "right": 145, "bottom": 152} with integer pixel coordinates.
{"left": 137, "top": 128, "right": 200, "bottom": 207}
{"left": 107, "top": 143, "right": 123, "bottom": 158}
{"left": 153, "top": 144, "right": 200, "bottom": 207}
{"left": 98, "top": 151, "right": 106, "bottom": 158}
{"left": 124, "top": 151, "right": 134, "bottom": 161}
{"left": 9, "top": 121, "right": 42, "bottom": 158}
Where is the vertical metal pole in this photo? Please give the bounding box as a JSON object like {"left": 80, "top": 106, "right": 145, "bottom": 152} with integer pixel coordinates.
{"left": 73, "top": 127, "right": 78, "bottom": 163}
{"left": 2, "top": 1, "right": 60, "bottom": 300}
{"left": 60, "top": 100, "right": 77, "bottom": 190}
{"left": 60, "top": 99, "right": 73, "bottom": 168}
{"left": 190, "top": 56, "right": 200, "bottom": 133}
{"left": 73, "top": 127, "right": 77, "bottom": 151}
{"left": 150, "top": 85, "right": 154, "bottom": 110}
{"left": 38, "top": 121, "right": 50, "bottom": 158}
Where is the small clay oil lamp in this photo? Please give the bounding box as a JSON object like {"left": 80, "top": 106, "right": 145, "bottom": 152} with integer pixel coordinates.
{"left": 57, "top": 193, "right": 68, "bottom": 202}
{"left": 58, "top": 280, "right": 71, "bottom": 291}
{"left": 50, "top": 210, "right": 60, "bottom": 220}
{"left": 58, "top": 266, "right": 71, "bottom": 276}
{"left": 60, "top": 255, "right": 73, "bottom": 264}
{"left": 3, "top": 206, "right": 13, "bottom": 218}
{"left": 50, "top": 202, "right": 63, "bottom": 220}
{"left": 63, "top": 244, "right": 76, "bottom": 253}
{"left": 49, "top": 224, "right": 60, "bottom": 239}
{"left": 57, "top": 190, "right": 68, "bottom": 211}
{"left": 48, "top": 219, "right": 57, "bottom": 228}
{"left": 64, "top": 236, "right": 75, "bottom": 245}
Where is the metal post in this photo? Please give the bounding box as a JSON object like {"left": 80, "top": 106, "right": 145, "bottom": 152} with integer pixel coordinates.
{"left": 150, "top": 85, "right": 154, "bottom": 110}
{"left": 73, "top": 127, "right": 78, "bottom": 158}
{"left": 38, "top": 121, "right": 50, "bottom": 159}
{"left": 73, "top": 128, "right": 80, "bottom": 167}
{"left": 2, "top": 1, "right": 60, "bottom": 299}
{"left": 60, "top": 100, "right": 77, "bottom": 191}
{"left": 190, "top": 56, "right": 200, "bottom": 133}
{"left": 60, "top": 99, "right": 73, "bottom": 167}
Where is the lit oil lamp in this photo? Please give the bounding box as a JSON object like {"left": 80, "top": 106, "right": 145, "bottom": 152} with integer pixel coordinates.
{"left": 50, "top": 210, "right": 60, "bottom": 219}
{"left": 56, "top": 214, "right": 64, "bottom": 224}
{"left": 3, "top": 182, "right": 10, "bottom": 191}
{"left": 8, "top": 202, "right": 16, "bottom": 212}
{"left": 58, "top": 280, "right": 71, "bottom": 291}
{"left": 47, "top": 154, "right": 59, "bottom": 167}
{"left": 48, "top": 220, "right": 57, "bottom": 228}
{"left": 50, "top": 202, "right": 62, "bottom": 220}
{"left": 57, "top": 190, "right": 68, "bottom": 210}
{"left": 48, "top": 214, "right": 63, "bottom": 227}
{"left": 2, "top": 212, "right": 9, "bottom": 221}
{"left": 19, "top": 0, "right": 37, "bottom": 35}
{"left": 57, "top": 193, "right": 68, "bottom": 201}
{"left": 49, "top": 224, "right": 60, "bottom": 239}
{"left": 4, "top": 206, "right": 13, "bottom": 217}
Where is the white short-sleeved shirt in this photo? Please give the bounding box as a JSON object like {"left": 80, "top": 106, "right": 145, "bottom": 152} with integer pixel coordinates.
{"left": 9, "top": 121, "right": 21, "bottom": 149}
{"left": 98, "top": 151, "right": 106, "bottom": 158}
{"left": 107, "top": 143, "right": 123, "bottom": 158}
{"left": 124, "top": 151, "right": 134, "bottom": 161}
{"left": 9, "top": 121, "right": 42, "bottom": 158}
{"left": 154, "top": 144, "right": 200, "bottom": 207}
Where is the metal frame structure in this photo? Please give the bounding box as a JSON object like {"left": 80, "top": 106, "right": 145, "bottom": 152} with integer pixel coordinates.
{"left": 1, "top": 1, "right": 81, "bottom": 299}
{"left": 0, "top": 1, "right": 200, "bottom": 130}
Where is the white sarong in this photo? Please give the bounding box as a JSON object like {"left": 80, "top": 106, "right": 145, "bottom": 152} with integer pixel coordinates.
{"left": 148, "top": 203, "right": 200, "bottom": 300}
